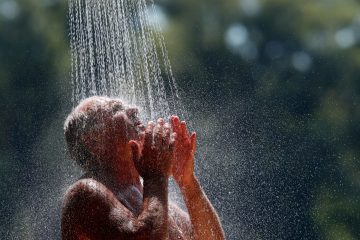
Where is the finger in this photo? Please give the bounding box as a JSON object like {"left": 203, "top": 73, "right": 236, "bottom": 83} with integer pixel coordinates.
{"left": 129, "top": 140, "right": 140, "bottom": 161}
{"left": 154, "top": 122, "right": 164, "bottom": 147}
{"left": 144, "top": 121, "right": 155, "bottom": 147}
{"left": 138, "top": 132, "right": 145, "bottom": 149}
{"left": 181, "top": 121, "right": 190, "bottom": 138}
{"left": 163, "top": 123, "right": 171, "bottom": 147}
{"left": 157, "top": 118, "right": 165, "bottom": 126}
{"left": 169, "top": 134, "right": 176, "bottom": 152}
{"left": 171, "top": 115, "right": 181, "bottom": 134}
{"left": 190, "top": 132, "right": 197, "bottom": 153}
{"left": 171, "top": 132, "right": 177, "bottom": 143}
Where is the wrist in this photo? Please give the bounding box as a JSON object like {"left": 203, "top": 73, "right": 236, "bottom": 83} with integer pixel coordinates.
{"left": 178, "top": 173, "right": 196, "bottom": 192}
{"left": 143, "top": 174, "right": 169, "bottom": 198}
{"left": 179, "top": 174, "right": 200, "bottom": 205}
{"left": 143, "top": 173, "right": 168, "bottom": 182}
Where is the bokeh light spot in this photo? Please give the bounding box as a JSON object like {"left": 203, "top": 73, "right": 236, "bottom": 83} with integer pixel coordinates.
{"left": 0, "top": 0, "right": 19, "bottom": 20}
{"left": 238, "top": 0, "right": 262, "bottom": 16}
{"left": 225, "top": 24, "right": 249, "bottom": 48}
{"left": 225, "top": 24, "right": 258, "bottom": 60}
{"left": 292, "top": 51, "right": 313, "bottom": 72}
{"left": 335, "top": 28, "right": 356, "bottom": 49}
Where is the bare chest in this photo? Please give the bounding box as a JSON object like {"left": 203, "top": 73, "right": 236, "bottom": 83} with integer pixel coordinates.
{"left": 116, "top": 189, "right": 191, "bottom": 240}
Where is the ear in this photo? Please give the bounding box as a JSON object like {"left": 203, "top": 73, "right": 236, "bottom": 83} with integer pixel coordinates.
{"left": 81, "top": 131, "right": 104, "bottom": 156}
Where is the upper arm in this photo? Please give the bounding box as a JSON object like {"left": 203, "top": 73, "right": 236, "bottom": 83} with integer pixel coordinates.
{"left": 61, "top": 179, "right": 138, "bottom": 239}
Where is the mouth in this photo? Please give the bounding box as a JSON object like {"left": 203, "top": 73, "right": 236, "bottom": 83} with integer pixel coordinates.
{"left": 133, "top": 118, "right": 141, "bottom": 125}
{"left": 131, "top": 116, "right": 145, "bottom": 132}
{"left": 124, "top": 107, "right": 146, "bottom": 133}
{"left": 135, "top": 121, "right": 145, "bottom": 132}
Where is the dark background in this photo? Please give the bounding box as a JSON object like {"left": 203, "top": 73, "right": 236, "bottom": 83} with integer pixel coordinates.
{"left": 1, "top": 0, "right": 360, "bottom": 239}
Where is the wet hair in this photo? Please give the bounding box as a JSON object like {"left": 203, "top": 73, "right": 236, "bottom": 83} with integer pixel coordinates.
{"left": 64, "top": 97, "right": 125, "bottom": 172}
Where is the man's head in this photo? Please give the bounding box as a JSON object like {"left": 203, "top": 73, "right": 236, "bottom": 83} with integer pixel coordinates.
{"left": 64, "top": 96, "right": 143, "bottom": 172}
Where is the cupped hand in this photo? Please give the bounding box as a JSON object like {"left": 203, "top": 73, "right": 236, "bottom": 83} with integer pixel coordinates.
{"left": 171, "top": 116, "right": 196, "bottom": 187}
{"left": 129, "top": 119, "right": 175, "bottom": 179}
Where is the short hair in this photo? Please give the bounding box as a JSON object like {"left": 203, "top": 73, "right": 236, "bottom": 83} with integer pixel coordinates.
{"left": 64, "top": 97, "right": 125, "bottom": 171}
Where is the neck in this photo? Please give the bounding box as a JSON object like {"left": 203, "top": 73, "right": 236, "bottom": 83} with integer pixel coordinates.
{"left": 89, "top": 154, "right": 142, "bottom": 192}
{"left": 83, "top": 157, "right": 144, "bottom": 216}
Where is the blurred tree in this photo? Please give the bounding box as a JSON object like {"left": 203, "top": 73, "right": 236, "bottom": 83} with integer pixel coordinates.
{"left": 157, "top": 0, "right": 360, "bottom": 239}
{"left": 0, "top": 0, "right": 70, "bottom": 238}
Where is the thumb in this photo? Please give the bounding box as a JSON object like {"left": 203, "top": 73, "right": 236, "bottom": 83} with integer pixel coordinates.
{"left": 190, "top": 132, "right": 197, "bottom": 153}
{"left": 129, "top": 140, "right": 140, "bottom": 161}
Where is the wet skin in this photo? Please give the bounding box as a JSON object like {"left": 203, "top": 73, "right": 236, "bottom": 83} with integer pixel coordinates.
{"left": 61, "top": 97, "right": 225, "bottom": 240}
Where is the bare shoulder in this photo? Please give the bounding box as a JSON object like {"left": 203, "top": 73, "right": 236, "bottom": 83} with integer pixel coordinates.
{"left": 63, "top": 178, "right": 116, "bottom": 208}
{"left": 62, "top": 179, "right": 118, "bottom": 224}
{"left": 62, "top": 179, "right": 131, "bottom": 239}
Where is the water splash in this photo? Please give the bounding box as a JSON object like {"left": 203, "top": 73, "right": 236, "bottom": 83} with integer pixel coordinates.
{"left": 68, "top": 0, "right": 188, "bottom": 211}
{"left": 68, "top": 0, "right": 184, "bottom": 121}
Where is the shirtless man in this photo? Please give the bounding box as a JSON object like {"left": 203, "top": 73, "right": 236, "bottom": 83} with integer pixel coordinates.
{"left": 61, "top": 96, "right": 225, "bottom": 240}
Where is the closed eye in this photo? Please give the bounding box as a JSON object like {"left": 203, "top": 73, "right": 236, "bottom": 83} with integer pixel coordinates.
{"left": 111, "top": 103, "right": 124, "bottom": 114}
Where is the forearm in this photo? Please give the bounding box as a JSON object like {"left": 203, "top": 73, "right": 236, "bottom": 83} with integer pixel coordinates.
{"left": 136, "top": 176, "right": 169, "bottom": 239}
{"left": 181, "top": 175, "right": 225, "bottom": 240}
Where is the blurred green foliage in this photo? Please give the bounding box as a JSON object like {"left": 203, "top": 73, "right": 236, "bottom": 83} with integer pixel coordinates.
{"left": 159, "top": 0, "right": 360, "bottom": 238}
{"left": 0, "top": 0, "right": 70, "bottom": 237}
{"left": 0, "top": 0, "right": 359, "bottom": 239}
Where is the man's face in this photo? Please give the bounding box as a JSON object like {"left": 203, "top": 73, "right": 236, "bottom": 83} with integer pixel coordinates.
{"left": 111, "top": 104, "right": 145, "bottom": 143}
{"left": 79, "top": 97, "right": 145, "bottom": 156}
{"left": 101, "top": 98, "right": 145, "bottom": 145}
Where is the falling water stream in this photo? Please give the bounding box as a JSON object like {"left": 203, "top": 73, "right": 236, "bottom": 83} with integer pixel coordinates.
{"left": 69, "top": 0, "right": 184, "bottom": 121}
{"left": 68, "top": 0, "right": 190, "bottom": 214}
